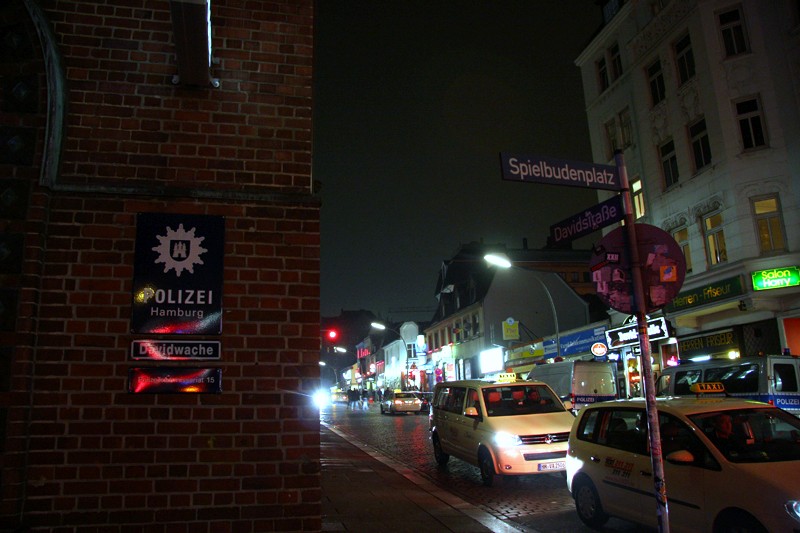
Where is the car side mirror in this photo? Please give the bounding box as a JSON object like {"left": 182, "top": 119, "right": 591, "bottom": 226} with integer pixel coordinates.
{"left": 464, "top": 406, "right": 479, "bottom": 417}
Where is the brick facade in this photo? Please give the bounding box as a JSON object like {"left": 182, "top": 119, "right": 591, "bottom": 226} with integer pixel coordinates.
{"left": 0, "top": 1, "right": 320, "bottom": 530}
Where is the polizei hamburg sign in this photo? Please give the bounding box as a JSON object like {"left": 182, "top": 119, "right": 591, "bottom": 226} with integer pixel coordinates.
{"left": 131, "top": 213, "right": 224, "bottom": 335}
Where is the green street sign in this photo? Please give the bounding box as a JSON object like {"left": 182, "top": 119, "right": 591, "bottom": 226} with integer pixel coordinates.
{"left": 751, "top": 266, "right": 800, "bottom": 291}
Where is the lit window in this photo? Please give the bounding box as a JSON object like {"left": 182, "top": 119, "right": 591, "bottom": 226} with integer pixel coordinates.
{"left": 752, "top": 196, "right": 786, "bottom": 254}
{"left": 689, "top": 117, "right": 712, "bottom": 171}
{"left": 719, "top": 6, "right": 750, "bottom": 57}
{"left": 704, "top": 212, "right": 727, "bottom": 266}
{"left": 648, "top": 59, "right": 666, "bottom": 106}
{"left": 672, "top": 227, "right": 692, "bottom": 273}
{"left": 631, "top": 177, "right": 645, "bottom": 219}
{"left": 736, "top": 97, "right": 767, "bottom": 150}
{"left": 659, "top": 140, "right": 679, "bottom": 188}
{"left": 674, "top": 34, "right": 695, "bottom": 85}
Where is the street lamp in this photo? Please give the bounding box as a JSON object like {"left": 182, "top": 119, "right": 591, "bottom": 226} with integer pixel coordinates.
{"left": 484, "top": 253, "right": 561, "bottom": 359}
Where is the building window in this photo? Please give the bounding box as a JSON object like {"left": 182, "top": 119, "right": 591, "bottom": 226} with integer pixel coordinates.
{"left": 659, "top": 140, "right": 679, "bottom": 188}
{"left": 619, "top": 107, "right": 632, "bottom": 148}
{"left": 703, "top": 212, "right": 727, "bottom": 266}
{"left": 604, "top": 107, "right": 633, "bottom": 159}
{"left": 647, "top": 59, "right": 666, "bottom": 106}
{"left": 674, "top": 34, "right": 695, "bottom": 85}
{"left": 604, "top": 119, "right": 619, "bottom": 159}
{"left": 609, "top": 43, "right": 623, "bottom": 81}
{"left": 673, "top": 227, "right": 692, "bottom": 273}
{"left": 631, "top": 176, "right": 645, "bottom": 219}
{"left": 597, "top": 57, "right": 609, "bottom": 92}
{"left": 736, "top": 97, "right": 767, "bottom": 150}
{"left": 689, "top": 117, "right": 712, "bottom": 171}
{"left": 752, "top": 195, "right": 786, "bottom": 254}
{"left": 719, "top": 6, "right": 750, "bottom": 57}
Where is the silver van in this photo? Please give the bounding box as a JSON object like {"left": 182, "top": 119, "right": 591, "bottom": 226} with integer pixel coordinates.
{"left": 429, "top": 375, "right": 575, "bottom": 486}
{"left": 655, "top": 354, "right": 800, "bottom": 416}
{"left": 526, "top": 360, "right": 617, "bottom": 412}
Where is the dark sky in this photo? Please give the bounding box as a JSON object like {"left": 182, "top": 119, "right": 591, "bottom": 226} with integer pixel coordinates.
{"left": 314, "top": 1, "right": 605, "bottom": 321}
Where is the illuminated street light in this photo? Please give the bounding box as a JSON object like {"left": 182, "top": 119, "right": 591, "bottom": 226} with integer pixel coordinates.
{"left": 484, "top": 253, "right": 562, "bottom": 359}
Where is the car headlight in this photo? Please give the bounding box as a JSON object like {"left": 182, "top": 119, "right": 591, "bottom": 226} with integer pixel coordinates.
{"left": 785, "top": 500, "right": 800, "bottom": 523}
{"left": 494, "top": 431, "right": 522, "bottom": 447}
{"left": 312, "top": 390, "right": 330, "bottom": 409}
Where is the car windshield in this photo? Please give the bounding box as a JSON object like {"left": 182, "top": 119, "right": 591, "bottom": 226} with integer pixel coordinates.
{"left": 688, "top": 407, "right": 800, "bottom": 463}
{"left": 482, "top": 384, "right": 564, "bottom": 416}
{"left": 395, "top": 393, "right": 416, "bottom": 400}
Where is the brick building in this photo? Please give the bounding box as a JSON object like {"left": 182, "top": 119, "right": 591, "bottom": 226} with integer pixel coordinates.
{"left": 1, "top": 1, "right": 320, "bottom": 530}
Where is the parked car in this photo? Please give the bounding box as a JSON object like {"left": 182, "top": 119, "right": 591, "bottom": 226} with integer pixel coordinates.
{"left": 429, "top": 374, "right": 575, "bottom": 486}
{"left": 380, "top": 390, "right": 423, "bottom": 415}
{"left": 565, "top": 385, "right": 800, "bottom": 532}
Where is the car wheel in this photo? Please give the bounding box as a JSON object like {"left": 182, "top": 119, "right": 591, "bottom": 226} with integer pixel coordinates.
{"left": 479, "top": 449, "right": 495, "bottom": 487}
{"left": 432, "top": 434, "right": 449, "bottom": 467}
{"left": 713, "top": 510, "right": 768, "bottom": 533}
{"left": 573, "top": 476, "right": 609, "bottom": 529}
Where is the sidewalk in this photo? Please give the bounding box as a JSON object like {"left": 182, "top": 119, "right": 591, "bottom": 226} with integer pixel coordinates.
{"left": 320, "top": 422, "right": 529, "bottom": 533}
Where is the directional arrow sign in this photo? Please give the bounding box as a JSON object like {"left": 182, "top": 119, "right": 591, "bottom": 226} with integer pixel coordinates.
{"left": 500, "top": 153, "right": 621, "bottom": 191}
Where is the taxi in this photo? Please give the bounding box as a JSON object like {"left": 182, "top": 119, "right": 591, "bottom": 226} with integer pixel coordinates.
{"left": 380, "top": 390, "right": 423, "bottom": 415}
{"left": 565, "top": 383, "right": 800, "bottom": 532}
{"left": 430, "top": 374, "right": 576, "bottom": 486}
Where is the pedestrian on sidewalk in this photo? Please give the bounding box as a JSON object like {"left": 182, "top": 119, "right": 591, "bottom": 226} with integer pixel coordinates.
{"left": 361, "top": 388, "right": 369, "bottom": 410}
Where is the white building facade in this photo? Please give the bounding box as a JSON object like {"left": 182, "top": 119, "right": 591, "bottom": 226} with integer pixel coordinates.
{"left": 576, "top": 0, "right": 800, "bottom": 362}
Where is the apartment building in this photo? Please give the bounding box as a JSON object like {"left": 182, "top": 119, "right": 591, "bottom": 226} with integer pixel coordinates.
{"left": 576, "top": 0, "right": 800, "bottom": 363}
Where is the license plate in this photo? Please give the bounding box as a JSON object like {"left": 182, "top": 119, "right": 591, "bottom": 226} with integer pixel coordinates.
{"left": 538, "top": 461, "right": 566, "bottom": 471}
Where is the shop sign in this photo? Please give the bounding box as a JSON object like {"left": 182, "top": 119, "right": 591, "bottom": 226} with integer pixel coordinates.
{"left": 128, "top": 367, "right": 222, "bottom": 394}
{"left": 131, "top": 213, "right": 224, "bottom": 335}
{"left": 502, "top": 317, "right": 520, "bottom": 340}
{"left": 605, "top": 317, "right": 669, "bottom": 349}
{"left": 678, "top": 330, "right": 737, "bottom": 358}
{"left": 665, "top": 276, "right": 743, "bottom": 312}
{"left": 131, "top": 340, "right": 220, "bottom": 360}
{"left": 552, "top": 326, "right": 607, "bottom": 358}
{"left": 752, "top": 266, "right": 800, "bottom": 291}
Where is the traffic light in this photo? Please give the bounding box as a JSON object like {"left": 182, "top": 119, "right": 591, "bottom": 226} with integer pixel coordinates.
{"left": 325, "top": 329, "right": 338, "bottom": 341}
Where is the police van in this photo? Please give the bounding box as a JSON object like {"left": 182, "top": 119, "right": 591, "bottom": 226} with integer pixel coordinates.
{"left": 655, "top": 354, "right": 800, "bottom": 416}
{"left": 429, "top": 374, "right": 575, "bottom": 486}
{"left": 526, "top": 360, "right": 617, "bottom": 412}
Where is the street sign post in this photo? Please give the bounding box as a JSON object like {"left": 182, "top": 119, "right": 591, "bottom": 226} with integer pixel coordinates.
{"left": 500, "top": 153, "right": 621, "bottom": 191}
{"left": 549, "top": 194, "right": 624, "bottom": 246}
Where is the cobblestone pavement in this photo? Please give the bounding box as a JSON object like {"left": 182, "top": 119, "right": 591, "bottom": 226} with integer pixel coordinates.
{"left": 322, "top": 403, "right": 651, "bottom": 532}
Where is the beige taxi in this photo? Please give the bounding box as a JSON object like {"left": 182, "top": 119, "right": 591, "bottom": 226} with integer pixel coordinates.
{"left": 429, "top": 374, "right": 576, "bottom": 486}
{"left": 565, "top": 385, "right": 800, "bottom": 532}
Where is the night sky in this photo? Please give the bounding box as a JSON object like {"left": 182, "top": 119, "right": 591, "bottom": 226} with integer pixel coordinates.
{"left": 314, "top": 1, "right": 605, "bottom": 321}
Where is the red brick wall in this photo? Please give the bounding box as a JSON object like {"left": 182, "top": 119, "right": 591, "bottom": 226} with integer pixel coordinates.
{"left": 1, "top": 1, "right": 319, "bottom": 530}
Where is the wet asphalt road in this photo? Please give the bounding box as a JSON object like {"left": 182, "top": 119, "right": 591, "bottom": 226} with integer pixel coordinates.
{"left": 320, "top": 402, "right": 652, "bottom": 533}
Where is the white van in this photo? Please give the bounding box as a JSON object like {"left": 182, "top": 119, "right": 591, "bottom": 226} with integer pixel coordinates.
{"left": 429, "top": 374, "right": 575, "bottom": 486}
{"left": 655, "top": 354, "right": 800, "bottom": 416}
{"left": 526, "top": 360, "right": 617, "bottom": 412}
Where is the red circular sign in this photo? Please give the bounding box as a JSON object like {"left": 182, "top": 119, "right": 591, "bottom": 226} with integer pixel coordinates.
{"left": 589, "top": 223, "right": 686, "bottom": 314}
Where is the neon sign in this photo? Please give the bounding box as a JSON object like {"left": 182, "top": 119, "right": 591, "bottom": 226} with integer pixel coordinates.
{"left": 752, "top": 266, "right": 800, "bottom": 291}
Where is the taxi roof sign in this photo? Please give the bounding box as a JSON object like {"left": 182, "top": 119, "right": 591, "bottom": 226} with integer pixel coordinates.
{"left": 497, "top": 373, "right": 519, "bottom": 383}
{"left": 689, "top": 382, "right": 725, "bottom": 394}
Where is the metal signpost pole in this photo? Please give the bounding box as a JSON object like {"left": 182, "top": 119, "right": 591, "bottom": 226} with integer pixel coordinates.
{"left": 615, "top": 150, "right": 670, "bottom": 533}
